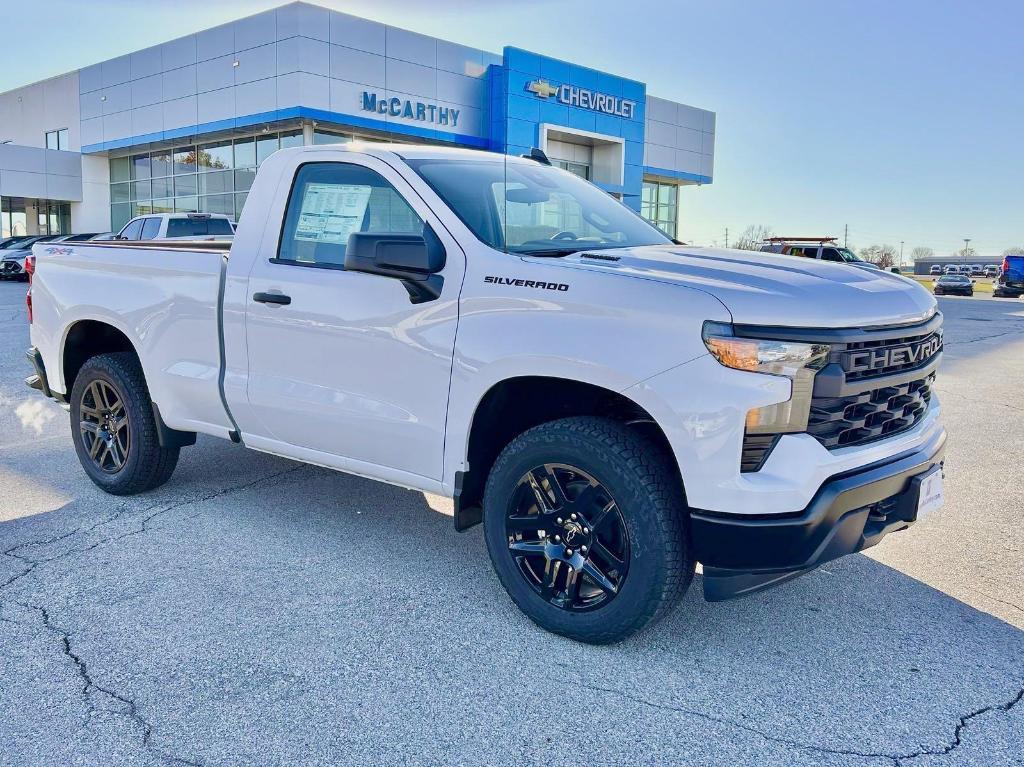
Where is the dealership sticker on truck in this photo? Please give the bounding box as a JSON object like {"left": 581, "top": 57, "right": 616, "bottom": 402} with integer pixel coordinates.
{"left": 295, "top": 183, "right": 372, "bottom": 244}
{"left": 916, "top": 467, "right": 944, "bottom": 520}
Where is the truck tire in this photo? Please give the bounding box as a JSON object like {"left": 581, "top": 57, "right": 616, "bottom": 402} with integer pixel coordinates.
{"left": 69, "top": 352, "right": 179, "bottom": 495}
{"left": 483, "top": 416, "right": 693, "bottom": 644}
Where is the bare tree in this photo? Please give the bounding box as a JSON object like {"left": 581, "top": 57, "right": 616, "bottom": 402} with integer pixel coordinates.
{"left": 1002, "top": 246, "right": 1024, "bottom": 257}
{"left": 732, "top": 224, "right": 774, "bottom": 251}
{"left": 859, "top": 244, "right": 898, "bottom": 269}
{"left": 911, "top": 246, "right": 934, "bottom": 261}
{"left": 953, "top": 246, "right": 978, "bottom": 260}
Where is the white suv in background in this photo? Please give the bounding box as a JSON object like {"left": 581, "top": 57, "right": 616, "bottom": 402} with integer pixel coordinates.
{"left": 116, "top": 212, "right": 235, "bottom": 241}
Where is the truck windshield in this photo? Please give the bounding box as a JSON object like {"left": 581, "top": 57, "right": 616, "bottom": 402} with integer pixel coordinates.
{"left": 838, "top": 248, "right": 863, "bottom": 263}
{"left": 167, "top": 217, "right": 234, "bottom": 238}
{"left": 407, "top": 158, "right": 671, "bottom": 256}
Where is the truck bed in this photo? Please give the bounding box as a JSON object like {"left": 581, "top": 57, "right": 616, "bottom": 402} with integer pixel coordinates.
{"left": 30, "top": 239, "right": 236, "bottom": 438}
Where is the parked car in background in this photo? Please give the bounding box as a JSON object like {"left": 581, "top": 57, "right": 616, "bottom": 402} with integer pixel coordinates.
{"left": 933, "top": 274, "right": 973, "bottom": 296}
{"left": 889, "top": 266, "right": 902, "bottom": 274}
{"left": 984, "top": 265, "right": 1000, "bottom": 278}
{"left": 967, "top": 264, "right": 983, "bottom": 276}
{"left": 760, "top": 237, "right": 881, "bottom": 270}
{"left": 1, "top": 235, "right": 62, "bottom": 280}
{"left": 993, "top": 255, "right": 1024, "bottom": 298}
{"left": 929, "top": 265, "right": 942, "bottom": 275}
{"left": 52, "top": 233, "right": 103, "bottom": 243}
{"left": 0, "top": 236, "right": 31, "bottom": 250}
{"left": 116, "top": 213, "right": 234, "bottom": 241}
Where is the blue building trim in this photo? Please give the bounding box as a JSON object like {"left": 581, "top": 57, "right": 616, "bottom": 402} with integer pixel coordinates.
{"left": 494, "top": 46, "right": 650, "bottom": 209}
{"left": 81, "top": 106, "right": 489, "bottom": 154}
{"left": 643, "top": 165, "right": 713, "bottom": 185}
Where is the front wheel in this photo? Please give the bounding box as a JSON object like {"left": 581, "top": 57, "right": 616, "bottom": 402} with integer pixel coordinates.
{"left": 483, "top": 417, "right": 693, "bottom": 644}
{"left": 69, "top": 352, "right": 179, "bottom": 495}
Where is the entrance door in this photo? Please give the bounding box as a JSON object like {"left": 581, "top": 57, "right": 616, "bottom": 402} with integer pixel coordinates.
{"left": 242, "top": 155, "right": 463, "bottom": 482}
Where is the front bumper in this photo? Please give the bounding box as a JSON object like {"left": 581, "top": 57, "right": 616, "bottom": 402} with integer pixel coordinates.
{"left": 691, "top": 425, "right": 946, "bottom": 601}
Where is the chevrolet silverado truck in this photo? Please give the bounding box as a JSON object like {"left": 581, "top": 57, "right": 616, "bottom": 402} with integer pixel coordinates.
{"left": 24, "top": 144, "right": 946, "bottom": 643}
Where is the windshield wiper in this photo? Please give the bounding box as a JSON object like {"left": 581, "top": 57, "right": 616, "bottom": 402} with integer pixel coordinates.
{"left": 514, "top": 247, "right": 585, "bottom": 258}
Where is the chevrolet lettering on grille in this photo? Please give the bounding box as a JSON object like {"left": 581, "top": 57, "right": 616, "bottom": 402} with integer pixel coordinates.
{"left": 843, "top": 335, "right": 943, "bottom": 374}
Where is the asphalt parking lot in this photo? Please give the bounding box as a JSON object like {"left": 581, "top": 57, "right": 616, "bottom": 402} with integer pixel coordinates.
{"left": 1, "top": 280, "right": 1022, "bottom": 767}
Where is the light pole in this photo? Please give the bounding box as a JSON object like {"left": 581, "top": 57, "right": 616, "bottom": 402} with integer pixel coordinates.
{"left": 899, "top": 241, "right": 904, "bottom": 267}
{"left": 963, "top": 238, "right": 971, "bottom": 263}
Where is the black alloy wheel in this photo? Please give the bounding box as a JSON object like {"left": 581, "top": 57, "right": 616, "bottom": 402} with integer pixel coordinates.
{"left": 79, "top": 379, "right": 131, "bottom": 473}
{"left": 483, "top": 417, "right": 693, "bottom": 644}
{"left": 506, "top": 463, "right": 629, "bottom": 611}
{"left": 69, "top": 352, "right": 180, "bottom": 495}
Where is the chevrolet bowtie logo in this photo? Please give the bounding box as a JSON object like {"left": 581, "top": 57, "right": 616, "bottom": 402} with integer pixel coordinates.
{"left": 526, "top": 79, "right": 559, "bottom": 99}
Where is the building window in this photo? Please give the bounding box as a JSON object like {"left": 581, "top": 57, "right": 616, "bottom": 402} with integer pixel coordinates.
{"left": 313, "top": 128, "right": 352, "bottom": 145}
{"left": 1, "top": 197, "right": 27, "bottom": 238}
{"left": 553, "top": 159, "right": 590, "bottom": 180}
{"left": 45, "top": 129, "right": 69, "bottom": 151}
{"left": 641, "top": 180, "right": 678, "bottom": 238}
{"left": 108, "top": 129, "right": 304, "bottom": 231}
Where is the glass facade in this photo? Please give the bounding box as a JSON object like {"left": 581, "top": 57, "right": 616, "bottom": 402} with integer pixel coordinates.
{"left": 105, "top": 126, "right": 404, "bottom": 231}
{"left": 109, "top": 129, "right": 303, "bottom": 231}
{"left": 1, "top": 198, "right": 70, "bottom": 238}
{"left": 641, "top": 180, "right": 678, "bottom": 238}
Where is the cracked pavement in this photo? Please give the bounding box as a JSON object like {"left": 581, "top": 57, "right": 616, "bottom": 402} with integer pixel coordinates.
{"left": 1, "top": 282, "right": 1022, "bottom": 766}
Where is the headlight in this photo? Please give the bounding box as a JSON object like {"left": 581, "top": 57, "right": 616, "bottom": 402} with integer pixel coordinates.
{"left": 702, "top": 322, "right": 830, "bottom": 433}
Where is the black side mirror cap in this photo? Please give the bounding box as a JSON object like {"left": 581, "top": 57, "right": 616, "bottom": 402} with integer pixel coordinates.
{"left": 345, "top": 225, "right": 446, "bottom": 304}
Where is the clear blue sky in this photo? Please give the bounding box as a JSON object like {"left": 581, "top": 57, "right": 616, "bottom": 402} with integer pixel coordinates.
{"left": 2, "top": 0, "right": 1020, "bottom": 257}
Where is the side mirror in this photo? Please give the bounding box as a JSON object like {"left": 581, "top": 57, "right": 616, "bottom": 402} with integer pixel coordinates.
{"left": 345, "top": 224, "right": 446, "bottom": 304}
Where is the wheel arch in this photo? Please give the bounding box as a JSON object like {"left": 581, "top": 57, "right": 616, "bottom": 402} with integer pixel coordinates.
{"left": 452, "top": 375, "right": 683, "bottom": 530}
{"left": 60, "top": 319, "right": 195, "bottom": 449}
{"left": 60, "top": 318, "right": 140, "bottom": 394}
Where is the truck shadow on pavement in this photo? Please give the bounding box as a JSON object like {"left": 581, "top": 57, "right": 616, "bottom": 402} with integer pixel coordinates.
{"left": 2, "top": 439, "right": 1022, "bottom": 766}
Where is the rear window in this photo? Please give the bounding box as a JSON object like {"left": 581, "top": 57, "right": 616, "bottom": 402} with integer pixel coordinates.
{"left": 166, "top": 217, "right": 234, "bottom": 238}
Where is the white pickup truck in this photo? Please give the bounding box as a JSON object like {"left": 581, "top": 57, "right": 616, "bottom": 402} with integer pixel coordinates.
{"left": 114, "top": 212, "right": 235, "bottom": 241}
{"left": 24, "top": 144, "right": 946, "bottom": 643}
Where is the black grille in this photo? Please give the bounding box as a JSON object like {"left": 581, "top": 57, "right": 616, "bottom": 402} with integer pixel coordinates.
{"left": 740, "top": 434, "right": 780, "bottom": 473}
{"left": 840, "top": 330, "right": 943, "bottom": 382}
{"left": 808, "top": 374, "right": 934, "bottom": 449}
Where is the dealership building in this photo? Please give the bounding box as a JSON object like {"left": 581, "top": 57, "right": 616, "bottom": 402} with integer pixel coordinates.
{"left": 0, "top": 1, "right": 715, "bottom": 239}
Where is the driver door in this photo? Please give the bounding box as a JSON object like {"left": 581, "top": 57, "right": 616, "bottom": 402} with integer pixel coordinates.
{"left": 242, "top": 154, "right": 464, "bottom": 483}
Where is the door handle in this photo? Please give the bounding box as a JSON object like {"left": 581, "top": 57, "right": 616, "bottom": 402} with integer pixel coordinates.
{"left": 253, "top": 291, "right": 291, "bottom": 306}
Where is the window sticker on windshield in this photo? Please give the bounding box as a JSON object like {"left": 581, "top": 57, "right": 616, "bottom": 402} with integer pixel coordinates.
{"left": 294, "top": 183, "right": 372, "bottom": 244}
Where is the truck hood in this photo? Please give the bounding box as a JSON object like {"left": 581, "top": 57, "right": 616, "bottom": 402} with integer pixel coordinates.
{"left": 555, "top": 245, "right": 936, "bottom": 328}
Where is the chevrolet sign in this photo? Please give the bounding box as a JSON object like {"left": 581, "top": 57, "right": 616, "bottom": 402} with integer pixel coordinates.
{"left": 525, "top": 79, "right": 636, "bottom": 120}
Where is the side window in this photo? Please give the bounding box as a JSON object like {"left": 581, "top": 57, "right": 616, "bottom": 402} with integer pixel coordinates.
{"left": 120, "top": 218, "right": 144, "bottom": 240}
{"left": 820, "top": 248, "right": 843, "bottom": 262}
{"left": 277, "top": 162, "right": 424, "bottom": 266}
{"left": 140, "top": 217, "right": 161, "bottom": 240}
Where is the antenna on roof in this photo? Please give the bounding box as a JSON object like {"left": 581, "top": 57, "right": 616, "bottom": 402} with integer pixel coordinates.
{"left": 522, "top": 147, "right": 551, "bottom": 166}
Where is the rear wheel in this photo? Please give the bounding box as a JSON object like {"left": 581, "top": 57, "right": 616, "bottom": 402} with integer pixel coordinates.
{"left": 483, "top": 417, "right": 693, "bottom": 644}
{"left": 70, "top": 352, "right": 179, "bottom": 495}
